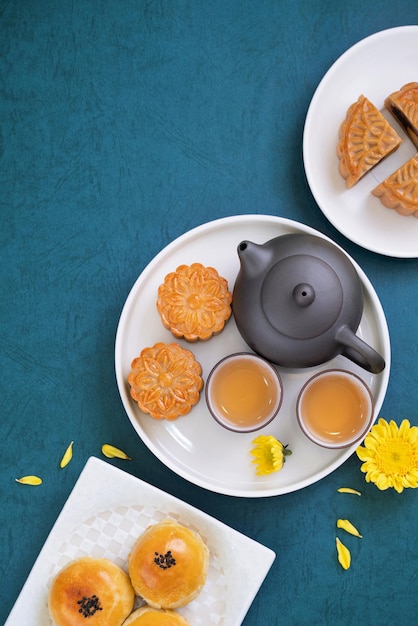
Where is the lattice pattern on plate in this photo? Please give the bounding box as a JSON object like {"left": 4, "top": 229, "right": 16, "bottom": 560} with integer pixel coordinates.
{"left": 47, "top": 504, "right": 226, "bottom": 625}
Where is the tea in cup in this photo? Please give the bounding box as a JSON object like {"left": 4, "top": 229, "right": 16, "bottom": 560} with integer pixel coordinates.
{"left": 205, "top": 353, "right": 283, "bottom": 432}
{"left": 296, "top": 369, "right": 374, "bottom": 448}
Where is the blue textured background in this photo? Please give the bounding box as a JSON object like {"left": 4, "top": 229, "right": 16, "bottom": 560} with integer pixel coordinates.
{"left": 1, "top": 1, "right": 418, "bottom": 624}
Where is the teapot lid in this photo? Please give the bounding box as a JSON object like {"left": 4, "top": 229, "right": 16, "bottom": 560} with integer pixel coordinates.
{"left": 262, "top": 253, "right": 343, "bottom": 339}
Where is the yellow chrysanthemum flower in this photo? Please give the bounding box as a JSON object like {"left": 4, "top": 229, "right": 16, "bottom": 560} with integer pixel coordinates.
{"left": 250, "top": 435, "right": 291, "bottom": 476}
{"left": 356, "top": 418, "right": 418, "bottom": 493}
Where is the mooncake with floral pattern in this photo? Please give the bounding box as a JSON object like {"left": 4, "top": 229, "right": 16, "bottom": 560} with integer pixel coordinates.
{"left": 128, "top": 342, "right": 203, "bottom": 420}
{"left": 157, "top": 263, "right": 232, "bottom": 341}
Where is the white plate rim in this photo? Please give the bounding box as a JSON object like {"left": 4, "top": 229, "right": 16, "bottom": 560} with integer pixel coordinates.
{"left": 115, "top": 214, "right": 391, "bottom": 497}
{"left": 303, "top": 25, "right": 418, "bottom": 258}
{"left": 5, "top": 457, "right": 276, "bottom": 626}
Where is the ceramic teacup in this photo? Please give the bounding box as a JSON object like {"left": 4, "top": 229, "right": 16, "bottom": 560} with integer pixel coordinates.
{"left": 296, "top": 369, "right": 374, "bottom": 448}
{"left": 205, "top": 352, "right": 283, "bottom": 433}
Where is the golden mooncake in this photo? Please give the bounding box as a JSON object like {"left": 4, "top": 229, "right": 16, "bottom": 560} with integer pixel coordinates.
{"left": 128, "top": 519, "right": 209, "bottom": 609}
{"left": 128, "top": 342, "right": 203, "bottom": 420}
{"left": 337, "top": 95, "right": 402, "bottom": 188}
{"left": 385, "top": 82, "right": 418, "bottom": 149}
{"left": 157, "top": 263, "right": 232, "bottom": 341}
{"left": 48, "top": 557, "right": 135, "bottom": 626}
{"left": 372, "top": 153, "right": 418, "bottom": 217}
{"left": 123, "top": 606, "right": 190, "bottom": 625}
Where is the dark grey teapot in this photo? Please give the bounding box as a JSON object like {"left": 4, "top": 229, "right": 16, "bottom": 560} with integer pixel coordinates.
{"left": 233, "top": 234, "right": 385, "bottom": 374}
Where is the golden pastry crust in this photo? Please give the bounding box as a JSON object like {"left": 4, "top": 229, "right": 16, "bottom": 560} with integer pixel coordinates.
{"left": 123, "top": 606, "right": 190, "bottom": 626}
{"left": 385, "top": 82, "right": 418, "bottom": 148}
{"left": 48, "top": 557, "right": 135, "bottom": 626}
{"left": 157, "top": 263, "right": 232, "bottom": 341}
{"left": 337, "top": 95, "right": 402, "bottom": 188}
{"left": 372, "top": 153, "right": 418, "bottom": 217}
{"left": 128, "top": 342, "right": 203, "bottom": 420}
{"left": 128, "top": 519, "right": 209, "bottom": 609}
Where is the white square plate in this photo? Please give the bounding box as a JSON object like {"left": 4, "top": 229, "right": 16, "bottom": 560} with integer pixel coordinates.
{"left": 6, "top": 457, "right": 275, "bottom": 625}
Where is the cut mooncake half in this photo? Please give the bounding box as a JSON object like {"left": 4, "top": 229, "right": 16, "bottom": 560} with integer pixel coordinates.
{"left": 372, "top": 153, "right": 418, "bottom": 217}
{"left": 337, "top": 95, "right": 402, "bottom": 188}
{"left": 385, "top": 82, "right": 418, "bottom": 149}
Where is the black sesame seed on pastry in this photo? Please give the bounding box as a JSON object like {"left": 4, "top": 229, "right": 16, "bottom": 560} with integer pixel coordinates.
{"left": 128, "top": 519, "right": 209, "bottom": 609}
{"left": 48, "top": 557, "right": 135, "bottom": 626}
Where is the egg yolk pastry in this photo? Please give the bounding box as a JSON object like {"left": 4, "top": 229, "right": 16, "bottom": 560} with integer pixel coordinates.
{"left": 48, "top": 557, "right": 135, "bottom": 626}
{"left": 128, "top": 519, "right": 209, "bottom": 609}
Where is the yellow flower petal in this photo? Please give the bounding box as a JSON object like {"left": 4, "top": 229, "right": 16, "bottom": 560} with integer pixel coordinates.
{"left": 60, "top": 441, "right": 74, "bottom": 468}
{"left": 336, "top": 537, "right": 351, "bottom": 570}
{"left": 337, "top": 487, "right": 361, "bottom": 496}
{"left": 15, "top": 475, "right": 42, "bottom": 486}
{"left": 101, "top": 444, "right": 131, "bottom": 460}
{"left": 337, "top": 519, "right": 362, "bottom": 538}
{"left": 356, "top": 446, "right": 373, "bottom": 462}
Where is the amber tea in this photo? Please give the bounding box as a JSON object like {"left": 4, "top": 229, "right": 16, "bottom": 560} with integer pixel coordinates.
{"left": 297, "top": 370, "right": 373, "bottom": 448}
{"left": 206, "top": 353, "right": 283, "bottom": 432}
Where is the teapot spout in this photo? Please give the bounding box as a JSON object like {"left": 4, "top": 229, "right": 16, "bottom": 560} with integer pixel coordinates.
{"left": 237, "top": 240, "right": 274, "bottom": 280}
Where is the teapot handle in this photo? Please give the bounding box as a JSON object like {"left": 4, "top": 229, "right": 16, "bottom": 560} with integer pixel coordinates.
{"left": 336, "top": 325, "right": 385, "bottom": 374}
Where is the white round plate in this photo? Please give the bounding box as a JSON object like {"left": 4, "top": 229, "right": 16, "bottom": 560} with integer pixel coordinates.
{"left": 303, "top": 26, "right": 418, "bottom": 258}
{"left": 115, "top": 215, "right": 390, "bottom": 497}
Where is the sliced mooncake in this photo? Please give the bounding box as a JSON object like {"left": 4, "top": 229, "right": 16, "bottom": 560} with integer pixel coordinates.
{"left": 372, "top": 153, "right": 418, "bottom": 217}
{"left": 337, "top": 95, "right": 402, "bottom": 188}
{"left": 385, "top": 82, "right": 418, "bottom": 149}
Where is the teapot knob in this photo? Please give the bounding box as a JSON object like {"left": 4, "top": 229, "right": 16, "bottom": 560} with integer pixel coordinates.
{"left": 293, "top": 283, "right": 315, "bottom": 307}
